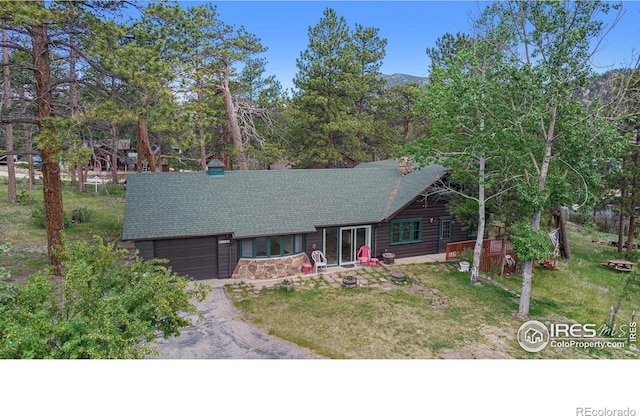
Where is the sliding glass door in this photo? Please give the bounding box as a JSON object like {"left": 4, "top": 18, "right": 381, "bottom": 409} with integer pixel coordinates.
{"left": 324, "top": 226, "right": 371, "bottom": 266}
{"left": 341, "top": 228, "right": 354, "bottom": 264}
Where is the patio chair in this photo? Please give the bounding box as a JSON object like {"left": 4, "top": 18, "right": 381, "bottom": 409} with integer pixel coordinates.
{"left": 311, "top": 250, "right": 328, "bottom": 274}
{"left": 357, "top": 245, "right": 371, "bottom": 266}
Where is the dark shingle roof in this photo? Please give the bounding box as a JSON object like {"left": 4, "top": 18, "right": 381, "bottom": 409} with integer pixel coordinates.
{"left": 122, "top": 160, "right": 446, "bottom": 241}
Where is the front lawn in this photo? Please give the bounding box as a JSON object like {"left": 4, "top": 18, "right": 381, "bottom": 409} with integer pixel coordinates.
{"left": 229, "top": 228, "right": 640, "bottom": 359}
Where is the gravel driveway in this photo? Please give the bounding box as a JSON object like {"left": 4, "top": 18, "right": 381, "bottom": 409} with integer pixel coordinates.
{"left": 150, "top": 287, "right": 315, "bottom": 359}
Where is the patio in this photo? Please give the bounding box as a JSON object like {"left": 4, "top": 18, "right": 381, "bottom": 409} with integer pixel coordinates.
{"left": 220, "top": 252, "right": 451, "bottom": 300}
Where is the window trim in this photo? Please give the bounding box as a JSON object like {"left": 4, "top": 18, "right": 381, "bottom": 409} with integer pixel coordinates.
{"left": 389, "top": 218, "right": 423, "bottom": 245}
{"left": 240, "top": 234, "right": 305, "bottom": 258}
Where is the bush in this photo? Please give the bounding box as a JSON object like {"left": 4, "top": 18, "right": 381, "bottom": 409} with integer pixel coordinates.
{"left": 31, "top": 204, "right": 45, "bottom": 228}
{"left": 72, "top": 206, "right": 93, "bottom": 224}
{"left": 31, "top": 204, "right": 72, "bottom": 228}
{"left": 0, "top": 237, "right": 212, "bottom": 358}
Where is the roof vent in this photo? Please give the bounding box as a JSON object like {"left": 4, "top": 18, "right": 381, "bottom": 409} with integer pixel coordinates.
{"left": 397, "top": 157, "right": 415, "bottom": 175}
{"left": 207, "top": 159, "right": 225, "bottom": 176}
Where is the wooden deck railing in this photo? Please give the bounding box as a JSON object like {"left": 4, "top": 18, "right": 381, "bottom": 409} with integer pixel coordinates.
{"left": 446, "top": 239, "right": 516, "bottom": 274}
{"left": 445, "top": 239, "right": 512, "bottom": 260}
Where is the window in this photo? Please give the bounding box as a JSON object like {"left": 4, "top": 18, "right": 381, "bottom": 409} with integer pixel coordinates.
{"left": 283, "top": 235, "right": 293, "bottom": 255}
{"left": 390, "top": 219, "right": 422, "bottom": 244}
{"left": 270, "top": 237, "right": 281, "bottom": 257}
{"left": 255, "top": 237, "right": 268, "bottom": 257}
{"left": 295, "top": 235, "right": 303, "bottom": 253}
{"left": 241, "top": 239, "right": 253, "bottom": 257}
{"left": 240, "top": 234, "right": 305, "bottom": 258}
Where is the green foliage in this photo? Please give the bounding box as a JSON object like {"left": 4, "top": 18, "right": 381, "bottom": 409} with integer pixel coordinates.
{"left": 514, "top": 181, "right": 549, "bottom": 213}
{"left": 510, "top": 222, "right": 552, "bottom": 262}
{"left": 73, "top": 206, "right": 93, "bottom": 224}
{"left": 426, "top": 32, "right": 473, "bottom": 72}
{"left": 17, "top": 188, "right": 33, "bottom": 204}
{"left": 0, "top": 244, "right": 11, "bottom": 282}
{"left": 34, "top": 117, "right": 73, "bottom": 154}
{"left": 292, "top": 7, "right": 388, "bottom": 166}
{"left": 31, "top": 204, "right": 72, "bottom": 229}
{"left": 32, "top": 204, "right": 94, "bottom": 228}
{"left": 0, "top": 237, "right": 211, "bottom": 358}
{"left": 624, "top": 250, "right": 640, "bottom": 263}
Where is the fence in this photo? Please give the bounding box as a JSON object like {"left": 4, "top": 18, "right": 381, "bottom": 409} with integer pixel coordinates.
{"left": 445, "top": 239, "right": 512, "bottom": 260}
{"left": 445, "top": 238, "right": 517, "bottom": 274}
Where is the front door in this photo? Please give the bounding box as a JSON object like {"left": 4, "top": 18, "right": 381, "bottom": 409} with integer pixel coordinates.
{"left": 438, "top": 217, "right": 453, "bottom": 253}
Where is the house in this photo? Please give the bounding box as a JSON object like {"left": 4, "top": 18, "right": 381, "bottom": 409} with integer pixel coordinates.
{"left": 122, "top": 159, "right": 472, "bottom": 280}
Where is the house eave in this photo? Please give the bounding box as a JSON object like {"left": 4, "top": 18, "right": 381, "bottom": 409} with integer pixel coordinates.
{"left": 123, "top": 231, "right": 234, "bottom": 242}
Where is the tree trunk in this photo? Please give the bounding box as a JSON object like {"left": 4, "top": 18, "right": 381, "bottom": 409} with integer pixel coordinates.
{"left": 518, "top": 261, "right": 534, "bottom": 317}
{"left": 470, "top": 155, "right": 486, "bottom": 283}
{"left": 627, "top": 150, "right": 639, "bottom": 258}
{"left": 403, "top": 117, "right": 411, "bottom": 142}
{"left": 195, "top": 85, "right": 208, "bottom": 171}
{"left": 26, "top": 126, "right": 34, "bottom": 199}
{"left": 79, "top": 162, "right": 87, "bottom": 193}
{"left": 17, "top": 86, "right": 35, "bottom": 198}
{"left": 69, "top": 24, "right": 78, "bottom": 117}
{"left": 618, "top": 187, "right": 627, "bottom": 253}
{"left": 199, "top": 127, "right": 207, "bottom": 171}
{"left": 611, "top": 296, "right": 623, "bottom": 333}
{"left": 498, "top": 229, "right": 508, "bottom": 276}
{"left": 69, "top": 26, "right": 81, "bottom": 188}
{"left": 136, "top": 117, "right": 157, "bottom": 172}
{"left": 82, "top": 163, "right": 88, "bottom": 186}
{"left": 31, "top": 17, "right": 64, "bottom": 273}
{"left": 517, "top": 104, "right": 556, "bottom": 319}
{"left": 70, "top": 166, "right": 77, "bottom": 187}
{"left": 552, "top": 203, "right": 571, "bottom": 259}
{"left": 518, "top": 214, "right": 540, "bottom": 319}
{"left": 3, "top": 24, "right": 17, "bottom": 203}
{"left": 219, "top": 60, "right": 248, "bottom": 170}
{"left": 110, "top": 124, "right": 118, "bottom": 184}
{"left": 17, "top": 86, "right": 34, "bottom": 195}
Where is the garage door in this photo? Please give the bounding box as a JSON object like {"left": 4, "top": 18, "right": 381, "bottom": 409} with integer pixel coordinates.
{"left": 154, "top": 237, "right": 217, "bottom": 280}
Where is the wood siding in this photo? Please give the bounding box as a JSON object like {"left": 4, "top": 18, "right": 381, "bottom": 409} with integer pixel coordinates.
{"left": 217, "top": 236, "right": 236, "bottom": 279}
{"left": 135, "top": 240, "right": 154, "bottom": 260}
{"left": 135, "top": 236, "right": 229, "bottom": 280}
{"left": 154, "top": 236, "right": 218, "bottom": 280}
{"left": 305, "top": 230, "right": 323, "bottom": 257}
{"left": 374, "top": 196, "right": 469, "bottom": 258}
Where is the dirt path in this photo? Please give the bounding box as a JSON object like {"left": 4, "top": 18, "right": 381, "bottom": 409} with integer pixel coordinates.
{"left": 150, "top": 288, "right": 316, "bottom": 359}
{"left": 0, "top": 166, "right": 32, "bottom": 179}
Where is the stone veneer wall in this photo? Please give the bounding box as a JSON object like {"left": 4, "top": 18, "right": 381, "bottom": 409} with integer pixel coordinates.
{"left": 231, "top": 252, "right": 310, "bottom": 280}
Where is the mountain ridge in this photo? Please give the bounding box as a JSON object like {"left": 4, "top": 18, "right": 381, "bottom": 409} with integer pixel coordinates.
{"left": 382, "top": 73, "right": 429, "bottom": 87}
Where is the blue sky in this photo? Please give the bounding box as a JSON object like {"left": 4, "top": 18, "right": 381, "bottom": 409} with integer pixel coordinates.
{"left": 167, "top": 1, "right": 640, "bottom": 92}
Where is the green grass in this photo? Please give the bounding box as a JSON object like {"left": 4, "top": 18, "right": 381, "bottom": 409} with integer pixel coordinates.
{"left": 0, "top": 177, "right": 125, "bottom": 283}
{"left": 231, "top": 269, "right": 526, "bottom": 358}
{"left": 492, "top": 226, "right": 637, "bottom": 331}
{"left": 230, "top": 229, "right": 640, "bottom": 359}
